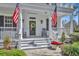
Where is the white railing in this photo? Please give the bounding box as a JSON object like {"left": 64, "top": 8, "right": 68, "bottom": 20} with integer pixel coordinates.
{"left": 0, "top": 27, "right": 17, "bottom": 40}
{"left": 57, "top": 27, "right": 70, "bottom": 35}
{"left": 0, "top": 27, "right": 70, "bottom": 40}
{"left": 0, "top": 27, "right": 49, "bottom": 40}
{"left": 52, "top": 27, "right": 70, "bottom": 39}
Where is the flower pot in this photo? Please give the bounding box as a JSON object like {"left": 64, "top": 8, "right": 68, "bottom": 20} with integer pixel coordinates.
{"left": 4, "top": 42, "right": 11, "bottom": 50}
{"left": 51, "top": 45, "right": 57, "bottom": 50}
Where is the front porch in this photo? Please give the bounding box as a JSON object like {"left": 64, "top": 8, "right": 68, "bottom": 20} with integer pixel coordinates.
{"left": 0, "top": 4, "right": 74, "bottom": 40}
{"left": 0, "top": 3, "right": 74, "bottom": 50}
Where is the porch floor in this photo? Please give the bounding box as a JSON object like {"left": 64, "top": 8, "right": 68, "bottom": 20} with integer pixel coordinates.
{"left": 24, "top": 47, "right": 62, "bottom": 56}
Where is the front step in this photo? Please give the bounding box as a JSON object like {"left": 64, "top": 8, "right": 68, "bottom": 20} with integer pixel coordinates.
{"left": 21, "top": 45, "right": 50, "bottom": 50}
{"left": 34, "top": 43, "right": 49, "bottom": 45}
{"left": 20, "top": 38, "right": 51, "bottom": 49}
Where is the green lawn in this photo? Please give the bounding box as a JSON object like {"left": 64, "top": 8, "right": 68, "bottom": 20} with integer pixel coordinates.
{"left": 0, "top": 49, "right": 26, "bottom": 56}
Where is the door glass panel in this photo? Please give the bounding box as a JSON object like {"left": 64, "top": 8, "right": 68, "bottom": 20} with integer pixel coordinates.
{"left": 29, "top": 21, "right": 36, "bottom": 35}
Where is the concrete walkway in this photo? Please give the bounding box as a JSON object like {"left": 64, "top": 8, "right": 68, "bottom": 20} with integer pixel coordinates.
{"left": 24, "top": 47, "right": 62, "bottom": 56}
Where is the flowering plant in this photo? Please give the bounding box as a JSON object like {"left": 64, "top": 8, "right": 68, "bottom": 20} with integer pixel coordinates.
{"left": 51, "top": 41, "right": 63, "bottom": 45}
{"left": 61, "top": 32, "right": 65, "bottom": 43}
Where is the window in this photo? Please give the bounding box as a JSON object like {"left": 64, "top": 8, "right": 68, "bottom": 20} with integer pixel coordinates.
{"left": 0, "top": 16, "right": 16, "bottom": 27}
{"left": 0, "top": 16, "right": 4, "bottom": 27}
{"left": 46, "top": 18, "right": 49, "bottom": 30}
{"left": 5, "top": 16, "right": 16, "bottom": 27}
{"left": 0, "top": 16, "right": 16, "bottom": 32}
{"left": 5, "top": 16, "right": 12, "bottom": 27}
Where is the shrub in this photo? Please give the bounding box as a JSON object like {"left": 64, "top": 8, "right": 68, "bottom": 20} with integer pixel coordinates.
{"left": 3, "top": 36, "right": 11, "bottom": 49}
{"left": 71, "top": 32, "right": 79, "bottom": 42}
{"left": 72, "top": 42, "right": 79, "bottom": 47}
{"left": 0, "top": 49, "right": 26, "bottom": 56}
{"left": 63, "top": 42, "right": 79, "bottom": 56}
{"left": 74, "top": 26, "right": 79, "bottom": 32}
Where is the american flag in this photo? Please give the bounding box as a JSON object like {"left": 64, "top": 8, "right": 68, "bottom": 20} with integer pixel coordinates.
{"left": 12, "top": 3, "right": 20, "bottom": 25}
{"left": 52, "top": 3, "right": 57, "bottom": 27}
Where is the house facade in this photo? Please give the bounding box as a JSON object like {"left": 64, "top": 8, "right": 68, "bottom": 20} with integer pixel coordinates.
{"left": 0, "top": 3, "right": 74, "bottom": 49}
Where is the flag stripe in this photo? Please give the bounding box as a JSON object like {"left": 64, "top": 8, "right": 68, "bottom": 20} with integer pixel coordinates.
{"left": 14, "top": 11, "right": 19, "bottom": 21}
{"left": 13, "top": 9, "right": 19, "bottom": 19}
{"left": 14, "top": 16, "right": 18, "bottom": 23}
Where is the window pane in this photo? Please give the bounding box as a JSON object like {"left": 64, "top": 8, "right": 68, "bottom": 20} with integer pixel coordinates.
{"left": 13, "top": 21, "right": 16, "bottom": 27}
{"left": 0, "top": 16, "right": 4, "bottom": 27}
{"left": 5, "top": 24, "right": 12, "bottom": 27}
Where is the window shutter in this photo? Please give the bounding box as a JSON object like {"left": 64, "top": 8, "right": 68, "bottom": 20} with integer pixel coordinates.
{"left": 0, "top": 16, "right": 4, "bottom": 27}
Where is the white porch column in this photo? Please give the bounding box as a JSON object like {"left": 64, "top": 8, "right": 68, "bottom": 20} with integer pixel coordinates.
{"left": 70, "top": 14, "right": 73, "bottom": 34}
{"left": 60, "top": 16, "right": 64, "bottom": 35}
{"left": 48, "top": 4, "right": 52, "bottom": 40}
{"left": 19, "top": 10, "right": 23, "bottom": 39}
{"left": 18, "top": 4, "right": 23, "bottom": 49}
{"left": 49, "top": 16, "right": 53, "bottom": 39}
{"left": 57, "top": 16, "right": 62, "bottom": 37}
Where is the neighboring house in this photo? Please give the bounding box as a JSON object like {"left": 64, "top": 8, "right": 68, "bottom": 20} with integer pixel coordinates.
{"left": 0, "top": 3, "right": 74, "bottom": 49}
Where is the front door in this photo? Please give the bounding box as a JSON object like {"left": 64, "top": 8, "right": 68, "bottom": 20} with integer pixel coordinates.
{"left": 29, "top": 21, "right": 36, "bottom": 36}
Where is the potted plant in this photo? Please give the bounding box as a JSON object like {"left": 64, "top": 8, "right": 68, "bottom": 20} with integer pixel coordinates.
{"left": 3, "top": 36, "right": 12, "bottom": 50}
{"left": 51, "top": 41, "right": 63, "bottom": 50}
{"left": 51, "top": 41, "right": 57, "bottom": 50}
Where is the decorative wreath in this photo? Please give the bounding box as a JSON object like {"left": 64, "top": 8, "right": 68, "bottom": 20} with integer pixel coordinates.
{"left": 31, "top": 23, "right": 35, "bottom": 28}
